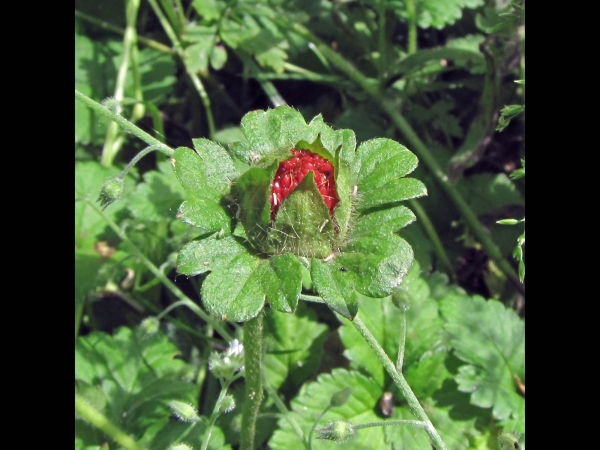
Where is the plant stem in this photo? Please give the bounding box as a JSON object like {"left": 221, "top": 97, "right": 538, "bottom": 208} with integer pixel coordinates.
{"left": 240, "top": 310, "right": 264, "bottom": 450}
{"left": 84, "top": 197, "right": 233, "bottom": 341}
{"left": 101, "top": 0, "right": 141, "bottom": 167}
{"left": 396, "top": 308, "right": 406, "bottom": 373}
{"left": 146, "top": 0, "right": 216, "bottom": 140}
{"left": 408, "top": 199, "right": 456, "bottom": 282}
{"left": 201, "top": 381, "right": 231, "bottom": 450}
{"left": 288, "top": 23, "right": 523, "bottom": 293}
{"left": 405, "top": 0, "right": 417, "bottom": 55}
{"left": 262, "top": 374, "right": 308, "bottom": 448}
{"left": 75, "top": 9, "right": 175, "bottom": 54}
{"left": 354, "top": 419, "right": 427, "bottom": 430}
{"left": 75, "top": 90, "right": 173, "bottom": 156}
{"left": 75, "top": 392, "right": 146, "bottom": 450}
{"left": 352, "top": 316, "right": 447, "bottom": 450}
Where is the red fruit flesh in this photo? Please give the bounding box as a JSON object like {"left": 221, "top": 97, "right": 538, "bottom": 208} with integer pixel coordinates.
{"left": 270, "top": 149, "right": 339, "bottom": 222}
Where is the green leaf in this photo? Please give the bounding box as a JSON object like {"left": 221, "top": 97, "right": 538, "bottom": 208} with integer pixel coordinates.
{"left": 75, "top": 327, "right": 196, "bottom": 440}
{"left": 177, "top": 197, "right": 231, "bottom": 234}
{"left": 75, "top": 31, "right": 112, "bottom": 144}
{"left": 456, "top": 173, "right": 524, "bottom": 216}
{"left": 382, "top": 407, "right": 432, "bottom": 448}
{"left": 260, "top": 253, "right": 303, "bottom": 313}
{"left": 352, "top": 206, "right": 416, "bottom": 238}
{"left": 192, "top": 0, "right": 223, "bottom": 21}
{"left": 191, "top": 138, "right": 239, "bottom": 194}
{"left": 269, "top": 369, "right": 390, "bottom": 450}
{"left": 337, "top": 234, "right": 414, "bottom": 298}
{"left": 311, "top": 259, "right": 359, "bottom": 320}
{"left": 393, "top": 0, "right": 485, "bottom": 29}
{"left": 354, "top": 138, "right": 426, "bottom": 211}
{"left": 200, "top": 253, "right": 265, "bottom": 322}
{"left": 128, "top": 160, "right": 186, "bottom": 222}
{"left": 440, "top": 295, "right": 525, "bottom": 425}
{"left": 263, "top": 303, "right": 329, "bottom": 392}
{"left": 172, "top": 146, "right": 227, "bottom": 201}
{"left": 337, "top": 265, "right": 445, "bottom": 386}
{"left": 210, "top": 44, "right": 228, "bottom": 70}
{"left": 176, "top": 235, "right": 248, "bottom": 276}
{"left": 234, "top": 106, "right": 311, "bottom": 164}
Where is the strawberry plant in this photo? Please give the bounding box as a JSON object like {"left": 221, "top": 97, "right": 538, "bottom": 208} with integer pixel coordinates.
{"left": 76, "top": 1, "right": 524, "bottom": 449}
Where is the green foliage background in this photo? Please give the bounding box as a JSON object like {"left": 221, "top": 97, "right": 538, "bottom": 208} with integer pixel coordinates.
{"left": 75, "top": 0, "right": 524, "bottom": 448}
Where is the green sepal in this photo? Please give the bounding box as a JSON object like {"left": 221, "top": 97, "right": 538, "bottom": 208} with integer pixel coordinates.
{"left": 232, "top": 165, "right": 275, "bottom": 249}
{"left": 176, "top": 235, "right": 248, "bottom": 276}
{"left": 267, "top": 171, "right": 334, "bottom": 258}
{"left": 311, "top": 258, "right": 359, "bottom": 320}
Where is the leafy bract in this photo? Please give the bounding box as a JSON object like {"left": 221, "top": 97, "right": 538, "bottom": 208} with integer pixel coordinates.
{"left": 200, "top": 252, "right": 302, "bottom": 321}
{"left": 440, "top": 295, "right": 525, "bottom": 428}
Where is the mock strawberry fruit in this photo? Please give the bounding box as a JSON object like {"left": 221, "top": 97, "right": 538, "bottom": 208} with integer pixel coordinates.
{"left": 270, "top": 149, "right": 339, "bottom": 223}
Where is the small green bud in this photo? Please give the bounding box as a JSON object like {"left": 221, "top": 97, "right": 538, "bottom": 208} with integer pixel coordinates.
{"left": 498, "top": 431, "right": 522, "bottom": 450}
{"left": 329, "top": 387, "right": 352, "bottom": 407}
{"left": 140, "top": 317, "right": 160, "bottom": 336}
{"left": 391, "top": 287, "right": 411, "bottom": 311}
{"left": 97, "top": 176, "right": 124, "bottom": 209}
{"left": 208, "top": 339, "right": 244, "bottom": 380}
{"left": 497, "top": 219, "right": 520, "bottom": 225}
{"left": 316, "top": 420, "right": 355, "bottom": 444}
{"left": 219, "top": 394, "right": 236, "bottom": 413}
{"left": 169, "top": 401, "right": 200, "bottom": 423}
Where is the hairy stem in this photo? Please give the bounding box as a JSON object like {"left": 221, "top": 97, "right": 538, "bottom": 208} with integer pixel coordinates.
{"left": 75, "top": 89, "right": 173, "bottom": 156}
{"left": 241, "top": 311, "right": 264, "bottom": 450}
{"left": 101, "top": 0, "right": 141, "bottom": 167}
{"left": 352, "top": 316, "right": 446, "bottom": 450}
{"left": 75, "top": 392, "right": 145, "bottom": 450}
{"left": 201, "top": 382, "right": 231, "bottom": 450}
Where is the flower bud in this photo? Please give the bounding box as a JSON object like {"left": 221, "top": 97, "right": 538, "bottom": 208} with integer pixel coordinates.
{"left": 97, "top": 176, "right": 124, "bottom": 209}
{"left": 169, "top": 401, "right": 200, "bottom": 423}
{"left": 208, "top": 339, "right": 245, "bottom": 380}
{"left": 316, "top": 420, "right": 355, "bottom": 443}
{"left": 233, "top": 140, "right": 352, "bottom": 259}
